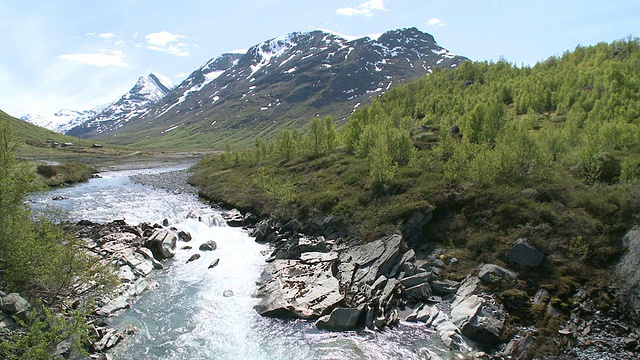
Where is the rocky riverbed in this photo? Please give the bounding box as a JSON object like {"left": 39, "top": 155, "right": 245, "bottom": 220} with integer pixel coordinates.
{"left": 129, "top": 169, "right": 198, "bottom": 194}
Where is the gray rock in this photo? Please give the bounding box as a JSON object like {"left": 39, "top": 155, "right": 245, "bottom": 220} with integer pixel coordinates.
{"left": 405, "top": 282, "right": 433, "bottom": 302}
{"left": 223, "top": 289, "right": 234, "bottom": 297}
{"left": 507, "top": 238, "right": 544, "bottom": 267}
{"left": 400, "top": 271, "right": 435, "bottom": 288}
{"left": 199, "top": 240, "right": 218, "bottom": 251}
{"left": 122, "top": 250, "right": 154, "bottom": 277}
{"left": 223, "top": 209, "right": 245, "bottom": 227}
{"left": 187, "top": 253, "right": 201, "bottom": 263}
{"left": 616, "top": 226, "right": 640, "bottom": 313}
{"left": 316, "top": 307, "right": 363, "bottom": 330}
{"left": 2, "top": 293, "right": 29, "bottom": 314}
{"left": 208, "top": 259, "right": 220, "bottom": 269}
{"left": 177, "top": 230, "right": 192, "bottom": 242}
{"left": 431, "top": 280, "right": 460, "bottom": 295}
{"left": 533, "top": 288, "right": 550, "bottom": 305}
{"left": 136, "top": 247, "right": 164, "bottom": 269}
{"left": 299, "top": 251, "right": 339, "bottom": 264}
{"left": 119, "top": 265, "right": 136, "bottom": 282}
{"left": 337, "top": 234, "right": 404, "bottom": 292}
{"left": 402, "top": 210, "right": 433, "bottom": 246}
{"left": 251, "top": 219, "right": 277, "bottom": 243}
{"left": 254, "top": 260, "right": 343, "bottom": 319}
{"left": 450, "top": 277, "right": 506, "bottom": 346}
{"left": 478, "top": 264, "right": 517, "bottom": 286}
{"left": 144, "top": 229, "right": 177, "bottom": 259}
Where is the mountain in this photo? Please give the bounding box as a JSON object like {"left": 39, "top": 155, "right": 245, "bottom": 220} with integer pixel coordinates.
{"left": 65, "top": 73, "right": 175, "bottom": 138}
{"left": 89, "top": 27, "right": 468, "bottom": 149}
{"left": 20, "top": 108, "right": 104, "bottom": 134}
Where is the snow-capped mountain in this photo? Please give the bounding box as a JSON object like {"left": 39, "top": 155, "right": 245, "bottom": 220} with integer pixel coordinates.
{"left": 20, "top": 108, "right": 104, "bottom": 134}
{"left": 65, "top": 74, "right": 175, "bottom": 138}
{"left": 68, "top": 28, "right": 467, "bottom": 147}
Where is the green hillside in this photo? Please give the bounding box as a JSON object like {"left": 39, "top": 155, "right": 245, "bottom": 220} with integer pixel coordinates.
{"left": 190, "top": 37, "right": 640, "bottom": 355}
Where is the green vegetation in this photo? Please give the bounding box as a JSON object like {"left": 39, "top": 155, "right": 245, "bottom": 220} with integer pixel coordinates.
{"left": 36, "top": 162, "right": 96, "bottom": 187}
{"left": 190, "top": 37, "right": 640, "bottom": 355}
{"left": 0, "top": 122, "right": 116, "bottom": 359}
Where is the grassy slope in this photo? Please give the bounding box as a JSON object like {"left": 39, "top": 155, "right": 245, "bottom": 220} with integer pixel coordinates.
{"left": 190, "top": 38, "right": 640, "bottom": 355}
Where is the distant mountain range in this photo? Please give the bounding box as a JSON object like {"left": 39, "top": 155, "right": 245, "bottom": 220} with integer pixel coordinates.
{"left": 22, "top": 27, "right": 468, "bottom": 149}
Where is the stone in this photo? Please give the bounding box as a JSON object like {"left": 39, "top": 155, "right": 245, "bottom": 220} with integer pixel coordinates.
{"left": 208, "top": 259, "right": 220, "bottom": 269}
{"left": 402, "top": 210, "right": 433, "bottom": 246}
{"left": 177, "top": 230, "right": 192, "bottom": 242}
{"left": 431, "top": 280, "right": 460, "bottom": 295}
{"left": 507, "top": 238, "right": 544, "bottom": 267}
{"left": 122, "top": 250, "right": 154, "bottom": 277}
{"left": 223, "top": 209, "right": 245, "bottom": 227}
{"left": 187, "top": 253, "right": 201, "bottom": 263}
{"left": 251, "top": 219, "right": 277, "bottom": 243}
{"left": 299, "top": 251, "right": 339, "bottom": 265}
{"left": 2, "top": 293, "right": 29, "bottom": 314}
{"left": 533, "top": 288, "right": 550, "bottom": 304}
{"left": 316, "top": 307, "right": 363, "bottom": 330}
{"left": 405, "top": 282, "right": 433, "bottom": 302}
{"left": 136, "top": 247, "right": 164, "bottom": 269}
{"left": 337, "top": 234, "right": 404, "bottom": 292}
{"left": 144, "top": 229, "right": 177, "bottom": 259}
{"left": 223, "top": 290, "right": 234, "bottom": 297}
{"left": 477, "top": 264, "right": 517, "bottom": 286}
{"left": 615, "top": 226, "right": 640, "bottom": 313}
{"left": 254, "top": 260, "right": 343, "bottom": 319}
{"left": 93, "top": 328, "right": 123, "bottom": 351}
{"left": 199, "top": 240, "right": 218, "bottom": 251}
{"left": 450, "top": 277, "right": 506, "bottom": 347}
{"left": 119, "top": 266, "right": 136, "bottom": 282}
{"left": 400, "top": 271, "right": 435, "bottom": 288}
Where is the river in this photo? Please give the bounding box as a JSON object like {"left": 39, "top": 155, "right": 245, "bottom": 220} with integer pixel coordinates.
{"left": 30, "top": 167, "right": 451, "bottom": 360}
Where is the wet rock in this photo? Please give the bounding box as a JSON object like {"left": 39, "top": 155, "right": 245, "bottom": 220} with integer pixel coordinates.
{"left": 187, "top": 253, "right": 201, "bottom": 263}
{"left": 199, "top": 240, "right": 218, "bottom": 251}
{"left": 477, "top": 264, "right": 517, "bottom": 286}
{"left": 208, "top": 259, "right": 220, "bottom": 269}
{"left": 144, "top": 229, "right": 177, "bottom": 259}
{"left": 223, "top": 209, "right": 245, "bottom": 227}
{"left": 177, "top": 230, "right": 192, "bottom": 242}
{"left": 93, "top": 328, "right": 123, "bottom": 351}
{"left": 316, "top": 306, "right": 364, "bottom": 331}
{"left": 507, "top": 238, "right": 544, "bottom": 267}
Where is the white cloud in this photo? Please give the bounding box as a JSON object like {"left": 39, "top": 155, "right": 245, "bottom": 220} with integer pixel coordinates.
{"left": 337, "top": 0, "right": 387, "bottom": 17}
{"left": 57, "top": 50, "right": 128, "bottom": 67}
{"left": 145, "top": 31, "right": 190, "bottom": 56}
{"left": 426, "top": 18, "right": 446, "bottom": 28}
{"left": 98, "top": 32, "right": 116, "bottom": 39}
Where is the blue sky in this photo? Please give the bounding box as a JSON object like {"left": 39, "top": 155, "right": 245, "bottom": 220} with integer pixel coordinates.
{"left": 1, "top": 0, "right": 639, "bottom": 116}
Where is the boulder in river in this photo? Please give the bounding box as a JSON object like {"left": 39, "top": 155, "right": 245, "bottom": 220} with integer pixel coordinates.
{"left": 199, "top": 240, "right": 217, "bottom": 251}
{"left": 254, "top": 259, "right": 343, "bottom": 319}
{"left": 316, "top": 306, "right": 364, "bottom": 330}
{"left": 187, "top": 253, "right": 201, "bottom": 263}
{"left": 144, "top": 229, "right": 177, "bottom": 260}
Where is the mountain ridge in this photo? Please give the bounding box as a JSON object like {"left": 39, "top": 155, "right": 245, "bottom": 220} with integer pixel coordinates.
{"left": 87, "top": 27, "right": 468, "bottom": 148}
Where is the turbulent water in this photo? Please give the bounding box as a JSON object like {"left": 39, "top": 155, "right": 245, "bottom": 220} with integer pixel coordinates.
{"left": 30, "top": 167, "right": 450, "bottom": 360}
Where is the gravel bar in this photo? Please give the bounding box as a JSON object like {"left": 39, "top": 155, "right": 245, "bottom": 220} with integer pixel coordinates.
{"left": 129, "top": 169, "right": 199, "bottom": 194}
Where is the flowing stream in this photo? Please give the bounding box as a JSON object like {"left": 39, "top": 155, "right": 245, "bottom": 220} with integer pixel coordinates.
{"left": 30, "top": 167, "right": 450, "bottom": 360}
